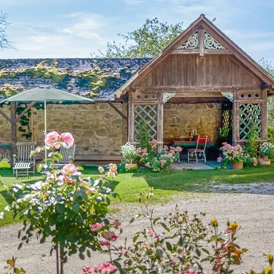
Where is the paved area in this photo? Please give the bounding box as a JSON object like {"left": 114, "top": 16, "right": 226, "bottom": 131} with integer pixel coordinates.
{"left": 170, "top": 160, "right": 221, "bottom": 170}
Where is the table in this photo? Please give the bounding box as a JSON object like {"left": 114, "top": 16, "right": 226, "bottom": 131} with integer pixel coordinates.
{"left": 13, "top": 163, "right": 31, "bottom": 179}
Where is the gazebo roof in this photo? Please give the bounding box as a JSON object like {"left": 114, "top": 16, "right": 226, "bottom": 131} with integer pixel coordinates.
{"left": 115, "top": 14, "right": 274, "bottom": 98}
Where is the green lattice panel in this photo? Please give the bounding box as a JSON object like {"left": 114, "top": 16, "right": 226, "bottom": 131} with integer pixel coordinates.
{"left": 239, "top": 104, "right": 261, "bottom": 140}
{"left": 134, "top": 105, "right": 157, "bottom": 141}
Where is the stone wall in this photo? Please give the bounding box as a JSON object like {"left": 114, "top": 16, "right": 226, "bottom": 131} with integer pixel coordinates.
{"left": 0, "top": 102, "right": 127, "bottom": 160}
{"left": 163, "top": 103, "right": 222, "bottom": 142}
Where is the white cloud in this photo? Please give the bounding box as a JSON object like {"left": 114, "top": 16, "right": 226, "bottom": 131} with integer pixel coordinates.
{"left": 123, "top": 0, "right": 145, "bottom": 5}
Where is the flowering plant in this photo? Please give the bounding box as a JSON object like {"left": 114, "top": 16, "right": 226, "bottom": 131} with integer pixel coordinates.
{"left": 120, "top": 142, "right": 137, "bottom": 164}
{"left": 3, "top": 131, "right": 116, "bottom": 274}
{"left": 218, "top": 142, "right": 254, "bottom": 167}
{"left": 136, "top": 139, "right": 182, "bottom": 171}
{"left": 259, "top": 142, "right": 274, "bottom": 157}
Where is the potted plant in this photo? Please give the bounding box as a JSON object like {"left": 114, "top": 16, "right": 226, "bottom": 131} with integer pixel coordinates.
{"left": 120, "top": 142, "right": 138, "bottom": 171}
{"left": 218, "top": 142, "right": 248, "bottom": 169}
{"left": 259, "top": 142, "right": 274, "bottom": 165}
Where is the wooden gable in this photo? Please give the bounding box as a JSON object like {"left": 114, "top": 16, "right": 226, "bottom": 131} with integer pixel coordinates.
{"left": 115, "top": 14, "right": 274, "bottom": 98}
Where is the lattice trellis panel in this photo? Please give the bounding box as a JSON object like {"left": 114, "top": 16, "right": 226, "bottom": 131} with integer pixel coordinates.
{"left": 222, "top": 110, "right": 231, "bottom": 129}
{"left": 134, "top": 105, "right": 157, "bottom": 141}
{"left": 239, "top": 104, "right": 261, "bottom": 140}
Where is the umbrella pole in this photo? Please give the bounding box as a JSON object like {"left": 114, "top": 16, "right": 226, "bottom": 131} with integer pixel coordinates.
{"left": 44, "top": 100, "right": 47, "bottom": 160}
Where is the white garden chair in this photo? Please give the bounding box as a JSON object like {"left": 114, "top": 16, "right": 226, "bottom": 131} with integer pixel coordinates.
{"left": 55, "top": 144, "right": 76, "bottom": 167}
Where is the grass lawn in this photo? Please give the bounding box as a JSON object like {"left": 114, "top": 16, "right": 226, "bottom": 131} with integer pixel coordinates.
{"left": 0, "top": 164, "right": 273, "bottom": 227}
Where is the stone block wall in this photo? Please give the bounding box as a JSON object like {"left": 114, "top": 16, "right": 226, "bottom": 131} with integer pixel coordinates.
{"left": 0, "top": 102, "right": 127, "bottom": 159}
{"left": 163, "top": 103, "right": 222, "bottom": 142}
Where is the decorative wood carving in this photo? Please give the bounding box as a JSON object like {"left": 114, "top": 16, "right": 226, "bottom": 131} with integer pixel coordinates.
{"left": 221, "top": 92, "right": 234, "bottom": 102}
{"left": 204, "top": 31, "right": 225, "bottom": 50}
{"left": 177, "top": 31, "right": 199, "bottom": 50}
{"left": 163, "top": 92, "right": 176, "bottom": 103}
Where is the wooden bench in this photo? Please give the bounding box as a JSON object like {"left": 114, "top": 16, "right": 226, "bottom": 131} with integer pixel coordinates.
{"left": 13, "top": 163, "right": 31, "bottom": 179}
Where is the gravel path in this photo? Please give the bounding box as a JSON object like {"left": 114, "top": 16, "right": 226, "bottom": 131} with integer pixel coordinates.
{"left": 1, "top": 183, "right": 274, "bottom": 273}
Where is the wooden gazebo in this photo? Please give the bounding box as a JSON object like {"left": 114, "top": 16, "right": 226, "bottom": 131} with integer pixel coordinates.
{"left": 115, "top": 14, "right": 274, "bottom": 151}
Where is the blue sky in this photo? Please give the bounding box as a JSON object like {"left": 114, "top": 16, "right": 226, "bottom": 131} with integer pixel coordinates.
{"left": 0, "top": 0, "right": 273, "bottom": 64}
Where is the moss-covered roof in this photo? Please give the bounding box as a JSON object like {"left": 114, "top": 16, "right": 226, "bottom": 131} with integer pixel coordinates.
{"left": 0, "top": 58, "right": 151, "bottom": 101}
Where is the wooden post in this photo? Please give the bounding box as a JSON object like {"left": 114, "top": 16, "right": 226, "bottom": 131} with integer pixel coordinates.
{"left": 232, "top": 101, "right": 239, "bottom": 144}
{"left": 10, "top": 102, "right": 17, "bottom": 156}
{"left": 128, "top": 92, "right": 135, "bottom": 143}
{"left": 157, "top": 93, "right": 164, "bottom": 152}
{"left": 261, "top": 90, "right": 268, "bottom": 140}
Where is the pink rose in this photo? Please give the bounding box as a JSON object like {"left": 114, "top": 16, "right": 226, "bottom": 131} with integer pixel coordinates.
{"left": 62, "top": 164, "right": 78, "bottom": 175}
{"left": 83, "top": 266, "right": 97, "bottom": 274}
{"left": 185, "top": 270, "right": 198, "bottom": 274}
{"left": 176, "top": 146, "right": 183, "bottom": 152}
{"left": 100, "top": 241, "right": 110, "bottom": 246}
{"left": 160, "top": 159, "right": 166, "bottom": 166}
{"left": 60, "top": 132, "right": 74, "bottom": 148}
{"left": 102, "top": 231, "right": 118, "bottom": 241}
{"left": 217, "top": 157, "right": 222, "bottom": 163}
{"left": 97, "top": 262, "right": 116, "bottom": 273}
{"left": 98, "top": 166, "right": 104, "bottom": 174}
{"left": 45, "top": 131, "right": 60, "bottom": 148}
{"left": 90, "top": 222, "right": 104, "bottom": 232}
{"left": 145, "top": 162, "right": 150, "bottom": 167}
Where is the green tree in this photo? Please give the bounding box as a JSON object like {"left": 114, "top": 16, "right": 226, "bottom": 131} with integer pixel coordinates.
{"left": 94, "top": 18, "right": 183, "bottom": 58}
{"left": 0, "top": 11, "right": 12, "bottom": 50}
{"left": 259, "top": 58, "right": 274, "bottom": 126}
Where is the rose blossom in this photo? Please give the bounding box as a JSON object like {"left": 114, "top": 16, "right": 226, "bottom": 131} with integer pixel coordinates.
{"left": 217, "top": 157, "right": 222, "bottom": 163}
{"left": 98, "top": 166, "right": 104, "bottom": 174}
{"left": 90, "top": 222, "right": 104, "bottom": 232}
{"left": 83, "top": 265, "right": 97, "bottom": 274}
{"left": 62, "top": 164, "right": 78, "bottom": 175}
{"left": 102, "top": 231, "right": 118, "bottom": 241}
{"left": 60, "top": 132, "right": 74, "bottom": 148}
{"left": 97, "top": 262, "right": 116, "bottom": 273}
{"left": 45, "top": 131, "right": 60, "bottom": 148}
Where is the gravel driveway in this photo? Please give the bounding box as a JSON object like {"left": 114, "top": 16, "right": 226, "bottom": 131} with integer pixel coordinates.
{"left": 1, "top": 183, "right": 274, "bottom": 273}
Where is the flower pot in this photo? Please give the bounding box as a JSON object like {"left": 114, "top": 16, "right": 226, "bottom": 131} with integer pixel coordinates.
{"left": 259, "top": 158, "right": 271, "bottom": 166}
{"left": 231, "top": 161, "right": 243, "bottom": 170}
{"left": 125, "top": 163, "right": 138, "bottom": 171}
{"left": 262, "top": 155, "right": 269, "bottom": 161}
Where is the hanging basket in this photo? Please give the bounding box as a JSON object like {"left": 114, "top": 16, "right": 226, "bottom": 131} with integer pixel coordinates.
{"left": 231, "top": 161, "right": 243, "bottom": 170}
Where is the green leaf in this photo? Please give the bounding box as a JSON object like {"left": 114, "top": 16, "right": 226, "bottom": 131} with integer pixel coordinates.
{"left": 166, "top": 242, "right": 172, "bottom": 252}
{"left": 133, "top": 233, "right": 140, "bottom": 243}
{"left": 79, "top": 253, "right": 85, "bottom": 260}
{"left": 160, "top": 222, "right": 170, "bottom": 232}
{"left": 72, "top": 203, "right": 80, "bottom": 213}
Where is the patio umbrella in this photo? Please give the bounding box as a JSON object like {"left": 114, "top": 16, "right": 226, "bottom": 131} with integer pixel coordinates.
{"left": 0, "top": 86, "right": 94, "bottom": 158}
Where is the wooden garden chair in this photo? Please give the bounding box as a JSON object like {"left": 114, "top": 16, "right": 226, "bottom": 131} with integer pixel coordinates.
{"left": 13, "top": 142, "right": 37, "bottom": 177}
{"left": 187, "top": 136, "right": 208, "bottom": 163}
{"left": 55, "top": 144, "right": 76, "bottom": 168}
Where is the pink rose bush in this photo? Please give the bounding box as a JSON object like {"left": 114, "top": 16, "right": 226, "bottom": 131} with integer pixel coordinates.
{"left": 136, "top": 140, "right": 182, "bottom": 171}
{"left": 4, "top": 132, "right": 117, "bottom": 274}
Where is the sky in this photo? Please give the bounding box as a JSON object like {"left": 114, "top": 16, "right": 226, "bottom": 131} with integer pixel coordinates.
{"left": 0, "top": 0, "right": 273, "bottom": 64}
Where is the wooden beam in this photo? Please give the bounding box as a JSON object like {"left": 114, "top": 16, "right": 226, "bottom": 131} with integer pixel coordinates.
{"left": 157, "top": 93, "right": 164, "bottom": 152}
{"left": 107, "top": 101, "right": 127, "bottom": 121}
{"left": 198, "top": 27, "right": 204, "bottom": 58}
{"left": 170, "top": 49, "right": 231, "bottom": 55}
{"left": 168, "top": 97, "right": 228, "bottom": 103}
{"left": 136, "top": 86, "right": 261, "bottom": 92}
{"left": 232, "top": 102, "right": 239, "bottom": 144}
{"left": 128, "top": 92, "right": 135, "bottom": 143}
{"left": 0, "top": 109, "right": 11, "bottom": 123}
{"left": 15, "top": 101, "right": 36, "bottom": 123}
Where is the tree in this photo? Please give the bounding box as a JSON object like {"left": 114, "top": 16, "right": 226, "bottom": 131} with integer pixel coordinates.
{"left": 0, "top": 10, "right": 12, "bottom": 50}
{"left": 94, "top": 18, "right": 183, "bottom": 58}
{"left": 259, "top": 58, "right": 274, "bottom": 126}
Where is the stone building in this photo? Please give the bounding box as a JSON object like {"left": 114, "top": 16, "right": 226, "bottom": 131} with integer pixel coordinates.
{"left": 0, "top": 14, "right": 274, "bottom": 162}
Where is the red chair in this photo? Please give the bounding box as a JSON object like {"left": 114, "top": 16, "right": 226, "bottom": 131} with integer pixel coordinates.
{"left": 187, "top": 136, "right": 208, "bottom": 163}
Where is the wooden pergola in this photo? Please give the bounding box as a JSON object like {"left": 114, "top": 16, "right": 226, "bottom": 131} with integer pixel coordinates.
{"left": 115, "top": 14, "right": 274, "bottom": 151}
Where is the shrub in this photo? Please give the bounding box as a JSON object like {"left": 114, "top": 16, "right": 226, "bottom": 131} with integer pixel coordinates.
{"left": 2, "top": 131, "right": 116, "bottom": 274}
{"left": 136, "top": 140, "right": 182, "bottom": 171}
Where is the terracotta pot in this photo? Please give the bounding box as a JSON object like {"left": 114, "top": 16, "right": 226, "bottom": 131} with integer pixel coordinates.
{"left": 125, "top": 163, "right": 138, "bottom": 171}
{"left": 259, "top": 158, "right": 271, "bottom": 166}
{"left": 262, "top": 155, "right": 269, "bottom": 161}
{"left": 231, "top": 161, "right": 243, "bottom": 170}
